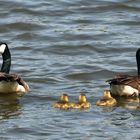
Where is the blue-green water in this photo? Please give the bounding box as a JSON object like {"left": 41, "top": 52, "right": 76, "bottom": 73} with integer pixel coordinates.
{"left": 0, "top": 0, "right": 140, "bottom": 139}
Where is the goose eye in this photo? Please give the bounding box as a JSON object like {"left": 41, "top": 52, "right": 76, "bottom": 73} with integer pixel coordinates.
{"left": 0, "top": 44, "right": 6, "bottom": 54}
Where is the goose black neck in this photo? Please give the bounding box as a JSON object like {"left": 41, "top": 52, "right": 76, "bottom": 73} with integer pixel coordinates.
{"left": 136, "top": 48, "right": 140, "bottom": 75}
{"left": 1, "top": 46, "right": 11, "bottom": 73}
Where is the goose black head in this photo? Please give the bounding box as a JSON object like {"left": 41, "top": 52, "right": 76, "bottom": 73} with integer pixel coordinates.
{"left": 136, "top": 48, "right": 140, "bottom": 75}
{"left": 0, "top": 43, "right": 11, "bottom": 73}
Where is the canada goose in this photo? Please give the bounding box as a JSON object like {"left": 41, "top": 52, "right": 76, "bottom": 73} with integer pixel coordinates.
{"left": 0, "top": 43, "right": 29, "bottom": 95}
{"left": 53, "top": 94, "right": 71, "bottom": 109}
{"left": 96, "top": 90, "right": 117, "bottom": 106}
{"left": 107, "top": 48, "right": 140, "bottom": 97}
{"left": 72, "top": 93, "right": 91, "bottom": 109}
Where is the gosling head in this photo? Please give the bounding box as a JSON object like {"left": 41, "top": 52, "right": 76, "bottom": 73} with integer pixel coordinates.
{"left": 60, "top": 94, "right": 69, "bottom": 103}
{"left": 78, "top": 93, "right": 87, "bottom": 103}
{"left": 103, "top": 90, "right": 112, "bottom": 98}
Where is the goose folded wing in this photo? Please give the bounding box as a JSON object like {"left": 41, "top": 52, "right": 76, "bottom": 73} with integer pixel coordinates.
{"left": 0, "top": 72, "right": 29, "bottom": 91}
{"left": 107, "top": 75, "right": 140, "bottom": 92}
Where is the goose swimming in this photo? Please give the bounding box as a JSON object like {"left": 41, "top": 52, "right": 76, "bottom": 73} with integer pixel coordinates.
{"left": 107, "top": 48, "right": 140, "bottom": 97}
{"left": 0, "top": 43, "right": 29, "bottom": 95}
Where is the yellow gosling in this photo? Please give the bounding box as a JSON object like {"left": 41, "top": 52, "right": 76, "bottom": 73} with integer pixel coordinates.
{"left": 96, "top": 90, "right": 117, "bottom": 106}
{"left": 72, "top": 93, "right": 91, "bottom": 109}
{"left": 53, "top": 94, "right": 71, "bottom": 110}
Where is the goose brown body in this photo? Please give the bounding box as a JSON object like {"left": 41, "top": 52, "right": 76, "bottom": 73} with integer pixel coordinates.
{"left": 107, "top": 75, "right": 140, "bottom": 96}
{"left": 0, "top": 73, "right": 29, "bottom": 94}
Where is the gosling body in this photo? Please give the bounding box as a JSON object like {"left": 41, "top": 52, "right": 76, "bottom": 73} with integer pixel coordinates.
{"left": 96, "top": 90, "right": 117, "bottom": 106}
{"left": 53, "top": 94, "right": 71, "bottom": 110}
{"left": 72, "top": 93, "right": 91, "bottom": 109}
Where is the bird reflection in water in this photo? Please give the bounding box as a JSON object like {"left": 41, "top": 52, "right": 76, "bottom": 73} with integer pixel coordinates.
{"left": 115, "top": 96, "right": 140, "bottom": 110}
{"left": 97, "top": 90, "right": 140, "bottom": 111}
{"left": 0, "top": 93, "right": 22, "bottom": 120}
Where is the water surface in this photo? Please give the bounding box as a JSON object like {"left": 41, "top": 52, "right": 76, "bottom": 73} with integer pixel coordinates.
{"left": 0, "top": 0, "right": 140, "bottom": 139}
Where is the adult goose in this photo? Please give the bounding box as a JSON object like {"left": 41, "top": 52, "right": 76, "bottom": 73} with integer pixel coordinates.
{"left": 107, "top": 48, "right": 140, "bottom": 97}
{"left": 0, "top": 43, "right": 29, "bottom": 95}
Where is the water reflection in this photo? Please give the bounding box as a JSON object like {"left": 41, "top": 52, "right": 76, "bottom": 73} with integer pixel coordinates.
{"left": 98, "top": 96, "right": 140, "bottom": 112}
{"left": 116, "top": 96, "right": 140, "bottom": 110}
{"left": 0, "top": 94, "right": 22, "bottom": 120}
{"left": 101, "top": 106, "right": 117, "bottom": 113}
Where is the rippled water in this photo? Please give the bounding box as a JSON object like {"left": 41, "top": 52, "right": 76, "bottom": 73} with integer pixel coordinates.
{"left": 0, "top": 0, "right": 140, "bottom": 139}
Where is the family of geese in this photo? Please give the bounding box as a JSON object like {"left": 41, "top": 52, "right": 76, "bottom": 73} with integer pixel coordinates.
{"left": 0, "top": 43, "right": 140, "bottom": 110}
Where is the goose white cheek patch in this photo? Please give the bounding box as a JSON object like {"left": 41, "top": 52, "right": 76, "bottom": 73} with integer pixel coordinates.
{"left": 0, "top": 44, "right": 6, "bottom": 54}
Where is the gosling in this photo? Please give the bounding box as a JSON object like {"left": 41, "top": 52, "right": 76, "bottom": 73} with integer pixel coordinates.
{"left": 96, "top": 90, "right": 117, "bottom": 106}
